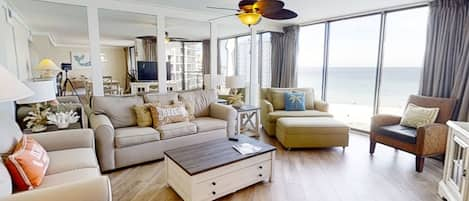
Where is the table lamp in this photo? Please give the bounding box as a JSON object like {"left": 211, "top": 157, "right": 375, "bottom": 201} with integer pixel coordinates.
{"left": 225, "top": 76, "right": 245, "bottom": 107}
{"left": 16, "top": 80, "right": 56, "bottom": 132}
{"left": 0, "top": 65, "right": 33, "bottom": 103}
{"left": 35, "top": 58, "right": 61, "bottom": 79}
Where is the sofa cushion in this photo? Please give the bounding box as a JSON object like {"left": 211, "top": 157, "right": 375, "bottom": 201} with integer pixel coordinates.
{"left": 38, "top": 168, "right": 100, "bottom": 189}
{"left": 0, "top": 162, "right": 12, "bottom": 197}
{"left": 268, "top": 110, "right": 333, "bottom": 123}
{"left": 93, "top": 96, "right": 144, "bottom": 128}
{"left": 376, "top": 125, "right": 417, "bottom": 144}
{"left": 178, "top": 89, "right": 217, "bottom": 117}
{"left": 143, "top": 93, "right": 178, "bottom": 105}
{"left": 115, "top": 127, "right": 160, "bottom": 148}
{"left": 46, "top": 148, "right": 99, "bottom": 175}
{"left": 148, "top": 103, "right": 191, "bottom": 128}
{"left": 400, "top": 103, "right": 440, "bottom": 128}
{"left": 158, "top": 122, "right": 197, "bottom": 140}
{"left": 285, "top": 92, "right": 306, "bottom": 111}
{"left": 192, "top": 117, "right": 227, "bottom": 132}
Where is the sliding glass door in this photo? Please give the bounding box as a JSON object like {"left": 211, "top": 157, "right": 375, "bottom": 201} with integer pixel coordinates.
{"left": 327, "top": 15, "right": 381, "bottom": 131}
{"left": 297, "top": 6, "right": 429, "bottom": 131}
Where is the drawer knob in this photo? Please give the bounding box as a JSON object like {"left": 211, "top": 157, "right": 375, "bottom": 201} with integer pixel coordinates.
{"left": 212, "top": 191, "right": 216, "bottom": 195}
{"left": 259, "top": 166, "right": 263, "bottom": 169}
{"left": 212, "top": 182, "right": 216, "bottom": 186}
{"left": 259, "top": 174, "right": 263, "bottom": 177}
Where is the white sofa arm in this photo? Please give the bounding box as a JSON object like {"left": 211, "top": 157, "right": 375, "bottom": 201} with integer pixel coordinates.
{"left": 0, "top": 176, "right": 111, "bottom": 201}
{"left": 209, "top": 103, "right": 237, "bottom": 137}
{"left": 89, "top": 114, "right": 116, "bottom": 172}
{"left": 30, "top": 129, "right": 94, "bottom": 152}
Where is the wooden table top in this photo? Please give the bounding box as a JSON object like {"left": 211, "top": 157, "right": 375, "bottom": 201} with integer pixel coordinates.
{"left": 164, "top": 136, "right": 276, "bottom": 176}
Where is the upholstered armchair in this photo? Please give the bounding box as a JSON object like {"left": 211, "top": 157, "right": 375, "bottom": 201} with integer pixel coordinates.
{"left": 260, "top": 88, "right": 332, "bottom": 136}
{"left": 370, "top": 95, "right": 456, "bottom": 172}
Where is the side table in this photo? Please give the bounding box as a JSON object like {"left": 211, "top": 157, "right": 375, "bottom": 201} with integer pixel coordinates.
{"left": 234, "top": 105, "right": 260, "bottom": 137}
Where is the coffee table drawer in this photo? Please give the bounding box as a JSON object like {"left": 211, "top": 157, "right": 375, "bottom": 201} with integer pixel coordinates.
{"left": 193, "top": 160, "right": 272, "bottom": 201}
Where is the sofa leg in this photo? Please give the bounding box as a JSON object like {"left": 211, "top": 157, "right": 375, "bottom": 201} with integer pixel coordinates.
{"left": 416, "top": 156, "right": 425, "bottom": 172}
{"left": 369, "top": 140, "right": 376, "bottom": 154}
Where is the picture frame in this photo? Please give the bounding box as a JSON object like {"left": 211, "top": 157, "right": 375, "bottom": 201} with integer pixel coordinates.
{"left": 70, "top": 52, "right": 92, "bottom": 68}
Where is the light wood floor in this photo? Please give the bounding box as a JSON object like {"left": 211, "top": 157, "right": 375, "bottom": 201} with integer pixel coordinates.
{"left": 107, "top": 131, "right": 444, "bottom": 201}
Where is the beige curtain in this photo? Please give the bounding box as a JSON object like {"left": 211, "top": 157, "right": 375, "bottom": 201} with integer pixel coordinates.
{"left": 420, "top": 0, "right": 469, "bottom": 121}
{"left": 142, "top": 38, "right": 157, "bottom": 61}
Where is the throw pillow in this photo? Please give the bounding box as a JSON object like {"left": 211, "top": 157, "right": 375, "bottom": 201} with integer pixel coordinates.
{"left": 400, "top": 103, "right": 440, "bottom": 128}
{"left": 271, "top": 91, "right": 287, "bottom": 110}
{"left": 134, "top": 104, "right": 153, "bottom": 127}
{"left": 285, "top": 92, "right": 306, "bottom": 111}
{"left": 149, "top": 103, "right": 191, "bottom": 128}
{"left": 292, "top": 88, "right": 315, "bottom": 110}
{"left": 4, "top": 136, "right": 50, "bottom": 191}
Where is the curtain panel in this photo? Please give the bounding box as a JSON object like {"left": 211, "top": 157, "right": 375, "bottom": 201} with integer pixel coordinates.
{"left": 420, "top": 0, "right": 469, "bottom": 120}
{"left": 202, "top": 40, "right": 211, "bottom": 74}
{"left": 271, "top": 25, "right": 300, "bottom": 88}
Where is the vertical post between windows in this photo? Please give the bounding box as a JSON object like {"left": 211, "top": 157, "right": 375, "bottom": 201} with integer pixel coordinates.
{"left": 258, "top": 33, "right": 263, "bottom": 87}
{"left": 373, "top": 12, "right": 386, "bottom": 115}
{"left": 322, "top": 22, "right": 330, "bottom": 101}
{"left": 182, "top": 42, "right": 186, "bottom": 90}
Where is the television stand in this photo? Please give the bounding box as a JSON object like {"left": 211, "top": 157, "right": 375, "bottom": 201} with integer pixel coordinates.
{"left": 130, "top": 81, "right": 178, "bottom": 95}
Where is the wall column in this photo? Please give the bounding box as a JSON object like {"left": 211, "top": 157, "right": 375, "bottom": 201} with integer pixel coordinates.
{"left": 209, "top": 22, "right": 218, "bottom": 89}
{"left": 157, "top": 15, "right": 167, "bottom": 93}
{"left": 87, "top": 6, "right": 103, "bottom": 96}
{"left": 249, "top": 27, "right": 259, "bottom": 105}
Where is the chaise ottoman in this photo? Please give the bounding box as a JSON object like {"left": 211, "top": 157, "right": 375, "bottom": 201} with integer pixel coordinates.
{"left": 276, "top": 117, "right": 349, "bottom": 149}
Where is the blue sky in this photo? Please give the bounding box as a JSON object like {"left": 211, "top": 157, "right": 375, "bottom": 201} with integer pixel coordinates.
{"left": 298, "top": 7, "right": 429, "bottom": 68}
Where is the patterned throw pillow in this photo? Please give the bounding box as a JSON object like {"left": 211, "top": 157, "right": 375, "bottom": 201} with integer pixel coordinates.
{"left": 4, "top": 136, "right": 50, "bottom": 191}
{"left": 400, "top": 103, "right": 440, "bottom": 128}
{"left": 284, "top": 92, "right": 306, "bottom": 111}
{"left": 134, "top": 104, "right": 153, "bottom": 127}
{"left": 149, "top": 103, "right": 191, "bottom": 128}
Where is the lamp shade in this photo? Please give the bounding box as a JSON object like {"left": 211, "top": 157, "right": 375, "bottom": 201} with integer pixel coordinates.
{"left": 16, "top": 80, "right": 56, "bottom": 104}
{"left": 225, "top": 76, "right": 245, "bottom": 88}
{"left": 238, "top": 13, "right": 261, "bottom": 26}
{"left": 35, "top": 59, "right": 60, "bottom": 71}
{"left": 0, "top": 65, "right": 33, "bottom": 103}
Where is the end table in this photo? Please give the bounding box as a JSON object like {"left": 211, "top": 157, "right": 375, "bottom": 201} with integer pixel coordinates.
{"left": 234, "top": 105, "right": 260, "bottom": 137}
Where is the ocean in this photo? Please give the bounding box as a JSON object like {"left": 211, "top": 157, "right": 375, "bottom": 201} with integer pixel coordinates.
{"left": 298, "top": 67, "right": 422, "bottom": 108}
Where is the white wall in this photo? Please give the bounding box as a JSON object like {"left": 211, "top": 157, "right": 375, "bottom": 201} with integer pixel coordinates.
{"left": 0, "top": 0, "right": 31, "bottom": 121}
{"left": 30, "top": 35, "right": 127, "bottom": 88}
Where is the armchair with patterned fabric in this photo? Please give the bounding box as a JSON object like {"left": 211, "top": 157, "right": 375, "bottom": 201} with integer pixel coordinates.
{"left": 370, "top": 95, "right": 457, "bottom": 172}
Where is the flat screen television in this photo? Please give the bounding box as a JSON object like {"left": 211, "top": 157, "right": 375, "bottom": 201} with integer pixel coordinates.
{"left": 137, "top": 61, "right": 171, "bottom": 81}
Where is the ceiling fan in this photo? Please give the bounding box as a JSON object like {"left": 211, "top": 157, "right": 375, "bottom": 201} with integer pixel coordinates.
{"left": 207, "top": 0, "right": 298, "bottom": 26}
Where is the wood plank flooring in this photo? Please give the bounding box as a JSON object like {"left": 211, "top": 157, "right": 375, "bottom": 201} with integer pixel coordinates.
{"left": 107, "top": 131, "right": 443, "bottom": 201}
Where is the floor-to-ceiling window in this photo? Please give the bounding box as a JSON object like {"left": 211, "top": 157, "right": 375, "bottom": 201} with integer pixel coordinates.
{"left": 297, "top": 6, "right": 429, "bottom": 131}
{"left": 379, "top": 7, "right": 429, "bottom": 115}
{"left": 218, "top": 32, "right": 273, "bottom": 101}
{"left": 298, "top": 24, "right": 325, "bottom": 99}
{"left": 166, "top": 41, "right": 203, "bottom": 91}
{"left": 328, "top": 15, "right": 381, "bottom": 130}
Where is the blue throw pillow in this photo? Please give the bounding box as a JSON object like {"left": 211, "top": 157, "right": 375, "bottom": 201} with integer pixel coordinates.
{"left": 285, "top": 92, "right": 306, "bottom": 111}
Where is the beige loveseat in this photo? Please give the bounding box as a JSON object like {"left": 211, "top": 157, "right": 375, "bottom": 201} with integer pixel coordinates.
{"left": 260, "top": 88, "right": 333, "bottom": 136}
{"left": 0, "top": 124, "right": 111, "bottom": 201}
{"left": 90, "top": 89, "right": 237, "bottom": 172}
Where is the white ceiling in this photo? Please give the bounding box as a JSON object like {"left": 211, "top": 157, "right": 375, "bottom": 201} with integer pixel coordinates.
{"left": 9, "top": 0, "right": 428, "bottom": 47}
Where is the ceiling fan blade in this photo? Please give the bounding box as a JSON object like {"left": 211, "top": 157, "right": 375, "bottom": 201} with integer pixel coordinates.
{"left": 239, "top": 0, "right": 257, "bottom": 9}
{"left": 254, "top": 0, "right": 284, "bottom": 14}
{"left": 262, "top": 9, "right": 298, "bottom": 20}
{"left": 206, "top": 6, "right": 240, "bottom": 11}
{"left": 208, "top": 14, "right": 237, "bottom": 21}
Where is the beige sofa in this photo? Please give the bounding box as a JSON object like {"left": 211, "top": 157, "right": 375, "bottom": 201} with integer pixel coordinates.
{"left": 0, "top": 125, "right": 111, "bottom": 201}
{"left": 260, "top": 88, "right": 333, "bottom": 136}
{"left": 90, "top": 89, "right": 237, "bottom": 172}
